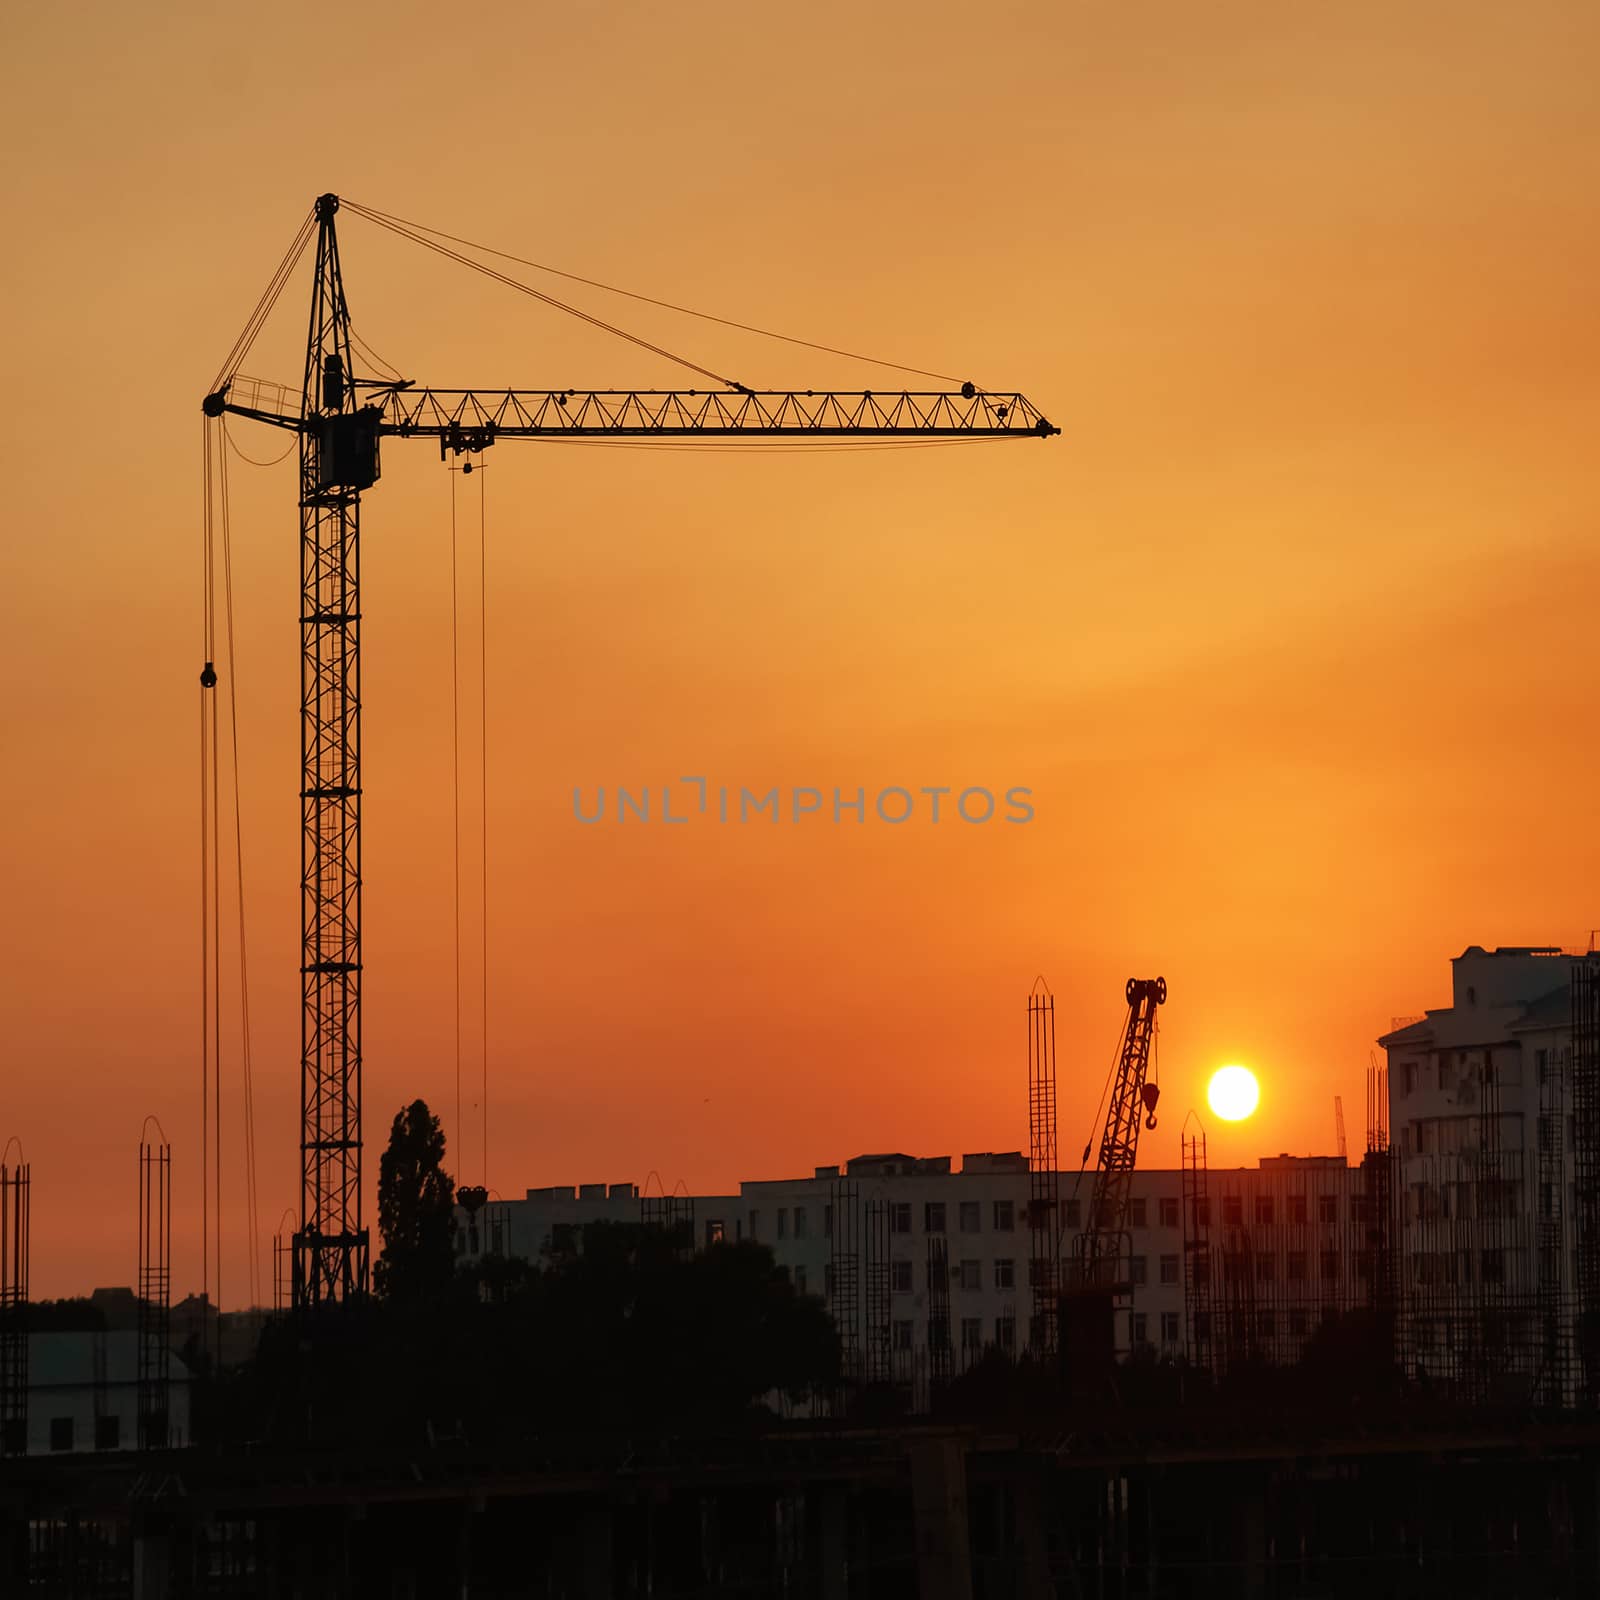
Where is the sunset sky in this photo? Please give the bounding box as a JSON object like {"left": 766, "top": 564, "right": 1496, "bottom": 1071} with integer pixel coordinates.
{"left": 3, "top": 1, "right": 1599, "bottom": 1305}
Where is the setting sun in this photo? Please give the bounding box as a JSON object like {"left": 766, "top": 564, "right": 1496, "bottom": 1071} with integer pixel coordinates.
{"left": 1207, "top": 1065, "right": 1260, "bottom": 1122}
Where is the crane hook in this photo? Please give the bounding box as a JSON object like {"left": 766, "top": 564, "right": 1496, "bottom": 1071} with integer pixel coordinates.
{"left": 1141, "top": 1082, "right": 1160, "bottom": 1130}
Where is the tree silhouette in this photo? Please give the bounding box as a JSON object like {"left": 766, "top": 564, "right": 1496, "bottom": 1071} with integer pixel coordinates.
{"left": 375, "top": 1099, "right": 456, "bottom": 1304}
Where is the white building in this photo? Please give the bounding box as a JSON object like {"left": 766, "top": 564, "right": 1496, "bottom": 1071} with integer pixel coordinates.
{"left": 461, "top": 1148, "right": 1381, "bottom": 1383}
{"left": 21, "top": 1331, "right": 191, "bottom": 1454}
{"left": 1380, "top": 943, "right": 1582, "bottom": 1400}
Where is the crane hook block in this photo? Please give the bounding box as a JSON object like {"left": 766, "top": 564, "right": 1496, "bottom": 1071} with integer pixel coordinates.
{"left": 199, "top": 662, "right": 218, "bottom": 689}
{"left": 1142, "top": 1082, "right": 1160, "bottom": 1129}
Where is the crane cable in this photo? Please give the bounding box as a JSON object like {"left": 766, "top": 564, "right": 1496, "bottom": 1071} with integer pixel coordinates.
{"left": 208, "top": 209, "right": 316, "bottom": 396}
{"left": 450, "top": 465, "right": 463, "bottom": 1158}
{"left": 342, "top": 198, "right": 965, "bottom": 387}
{"left": 345, "top": 203, "right": 741, "bottom": 390}
{"left": 448, "top": 459, "right": 492, "bottom": 1187}
{"left": 199, "top": 423, "right": 215, "bottom": 1334}
{"left": 479, "top": 463, "right": 490, "bottom": 1191}
{"left": 217, "top": 431, "right": 265, "bottom": 1312}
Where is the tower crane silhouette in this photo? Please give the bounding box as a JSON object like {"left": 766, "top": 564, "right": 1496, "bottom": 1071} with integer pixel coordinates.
{"left": 203, "top": 193, "right": 1058, "bottom": 1309}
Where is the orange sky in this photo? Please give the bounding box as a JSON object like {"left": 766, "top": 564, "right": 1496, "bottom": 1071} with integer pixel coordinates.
{"left": 3, "top": 1, "right": 1599, "bottom": 1305}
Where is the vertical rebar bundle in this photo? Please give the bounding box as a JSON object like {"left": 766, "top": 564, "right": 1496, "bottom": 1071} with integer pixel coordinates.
{"left": 863, "top": 1196, "right": 891, "bottom": 1385}
{"left": 829, "top": 1178, "right": 861, "bottom": 1383}
{"left": 1536, "top": 1038, "right": 1572, "bottom": 1406}
{"left": 926, "top": 1235, "right": 951, "bottom": 1388}
{"left": 0, "top": 1156, "right": 28, "bottom": 1456}
{"left": 1181, "top": 1124, "right": 1213, "bottom": 1374}
{"left": 137, "top": 1137, "right": 172, "bottom": 1450}
{"left": 1027, "top": 985, "right": 1059, "bottom": 1354}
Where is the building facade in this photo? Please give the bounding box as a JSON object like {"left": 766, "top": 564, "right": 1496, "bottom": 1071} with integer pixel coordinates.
{"left": 463, "top": 1148, "right": 1385, "bottom": 1393}
{"left": 1381, "top": 944, "right": 1583, "bottom": 1403}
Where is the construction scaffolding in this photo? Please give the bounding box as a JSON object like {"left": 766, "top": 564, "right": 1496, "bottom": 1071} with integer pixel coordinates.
{"left": 0, "top": 1151, "right": 27, "bottom": 1457}
{"left": 640, "top": 1188, "right": 696, "bottom": 1258}
{"left": 1574, "top": 957, "right": 1600, "bottom": 1405}
{"left": 137, "top": 1132, "right": 172, "bottom": 1451}
{"left": 926, "top": 1235, "right": 952, "bottom": 1389}
{"left": 863, "top": 1196, "right": 891, "bottom": 1385}
{"left": 1181, "top": 1119, "right": 1214, "bottom": 1373}
{"left": 828, "top": 1177, "right": 861, "bottom": 1383}
{"left": 1363, "top": 1062, "right": 1402, "bottom": 1380}
{"left": 1536, "top": 1030, "right": 1574, "bottom": 1407}
{"left": 1027, "top": 982, "right": 1060, "bottom": 1354}
{"left": 1196, "top": 1158, "right": 1391, "bottom": 1376}
{"left": 1399, "top": 1059, "right": 1539, "bottom": 1407}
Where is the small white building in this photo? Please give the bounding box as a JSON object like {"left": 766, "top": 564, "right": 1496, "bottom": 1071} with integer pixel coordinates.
{"left": 21, "top": 1331, "right": 191, "bottom": 1454}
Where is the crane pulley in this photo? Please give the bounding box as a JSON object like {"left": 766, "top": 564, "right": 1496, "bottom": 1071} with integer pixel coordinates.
{"left": 204, "top": 192, "right": 1059, "bottom": 1310}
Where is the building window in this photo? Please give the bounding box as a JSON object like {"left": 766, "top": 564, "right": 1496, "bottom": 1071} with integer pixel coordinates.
{"left": 995, "top": 1315, "right": 1016, "bottom": 1353}
{"left": 1064, "top": 1199, "right": 1082, "bottom": 1229}
{"left": 1254, "top": 1196, "right": 1274, "bottom": 1226}
{"left": 925, "top": 1202, "right": 946, "bottom": 1234}
{"left": 928, "top": 1319, "right": 950, "bottom": 1350}
{"left": 749, "top": 1210, "right": 759, "bottom": 1240}
{"left": 1287, "top": 1251, "right": 1308, "bottom": 1281}
{"left": 1256, "top": 1311, "right": 1275, "bottom": 1339}
{"left": 1160, "top": 1311, "right": 1179, "bottom": 1345}
{"left": 1289, "top": 1195, "right": 1308, "bottom": 1225}
{"left": 823, "top": 1204, "right": 832, "bottom": 1237}
{"left": 1129, "top": 1255, "right": 1147, "bottom": 1285}
{"left": 1537, "top": 1048, "right": 1550, "bottom": 1084}
{"left": 1130, "top": 1199, "right": 1147, "bottom": 1228}
{"left": 891, "top": 1202, "right": 912, "bottom": 1234}
{"left": 1159, "top": 1197, "right": 1179, "bottom": 1228}
{"left": 1482, "top": 1248, "right": 1505, "bottom": 1284}
{"left": 794, "top": 1206, "right": 807, "bottom": 1239}
{"left": 1195, "top": 1198, "right": 1210, "bottom": 1227}
{"left": 1290, "top": 1309, "right": 1309, "bottom": 1337}
{"left": 1318, "top": 1196, "right": 1338, "bottom": 1225}
{"left": 959, "top": 1200, "right": 981, "bottom": 1233}
{"left": 957, "top": 1259, "right": 981, "bottom": 1291}
{"left": 893, "top": 1320, "right": 913, "bottom": 1351}
{"left": 95, "top": 1414, "right": 120, "bottom": 1451}
{"left": 50, "top": 1417, "right": 73, "bottom": 1452}
{"left": 795, "top": 1266, "right": 808, "bottom": 1295}
{"left": 777, "top": 1208, "right": 788, "bottom": 1240}
{"left": 994, "top": 1258, "right": 1015, "bottom": 1290}
{"left": 1159, "top": 1254, "right": 1179, "bottom": 1285}
{"left": 892, "top": 1259, "right": 913, "bottom": 1293}
{"left": 1223, "top": 1197, "right": 1243, "bottom": 1227}
{"left": 1255, "top": 1255, "right": 1275, "bottom": 1283}
{"left": 993, "top": 1200, "right": 1015, "bottom": 1232}
{"left": 961, "top": 1317, "right": 983, "bottom": 1352}
{"left": 1130, "top": 1312, "right": 1149, "bottom": 1347}
{"left": 824, "top": 1264, "right": 834, "bottom": 1298}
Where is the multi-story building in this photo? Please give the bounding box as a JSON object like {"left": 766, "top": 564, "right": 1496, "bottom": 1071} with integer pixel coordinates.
{"left": 463, "top": 1147, "right": 1384, "bottom": 1394}
{"left": 1380, "top": 943, "right": 1583, "bottom": 1403}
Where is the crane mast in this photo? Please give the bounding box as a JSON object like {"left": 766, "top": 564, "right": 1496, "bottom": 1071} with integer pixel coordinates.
{"left": 204, "top": 193, "right": 1057, "bottom": 1310}
{"left": 1072, "top": 976, "right": 1166, "bottom": 1291}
